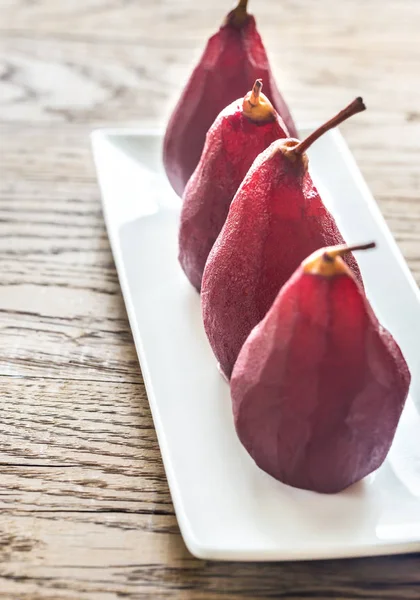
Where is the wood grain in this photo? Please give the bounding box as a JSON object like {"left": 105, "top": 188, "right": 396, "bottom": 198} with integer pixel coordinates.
{"left": 1, "top": 0, "right": 420, "bottom": 597}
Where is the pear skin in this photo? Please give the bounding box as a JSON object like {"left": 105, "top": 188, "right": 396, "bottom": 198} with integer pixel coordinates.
{"left": 179, "top": 81, "right": 288, "bottom": 291}
{"left": 230, "top": 245, "right": 410, "bottom": 494}
{"left": 163, "top": 0, "right": 297, "bottom": 197}
{"left": 202, "top": 99, "right": 366, "bottom": 378}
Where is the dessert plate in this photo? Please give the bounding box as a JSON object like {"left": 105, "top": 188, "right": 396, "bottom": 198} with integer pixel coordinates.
{"left": 91, "top": 127, "right": 420, "bottom": 561}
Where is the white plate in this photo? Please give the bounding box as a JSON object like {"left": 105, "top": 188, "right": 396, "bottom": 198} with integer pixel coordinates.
{"left": 91, "top": 127, "right": 420, "bottom": 561}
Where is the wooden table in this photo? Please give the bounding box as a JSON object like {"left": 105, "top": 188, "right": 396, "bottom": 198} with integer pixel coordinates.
{"left": 1, "top": 0, "right": 420, "bottom": 597}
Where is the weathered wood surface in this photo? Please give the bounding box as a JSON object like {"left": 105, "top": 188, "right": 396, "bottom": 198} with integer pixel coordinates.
{"left": 1, "top": 0, "right": 420, "bottom": 597}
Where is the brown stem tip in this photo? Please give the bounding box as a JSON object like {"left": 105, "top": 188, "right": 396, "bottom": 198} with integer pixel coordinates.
{"left": 226, "top": 0, "right": 249, "bottom": 27}
{"left": 304, "top": 241, "right": 375, "bottom": 276}
{"left": 293, "top": 97, "right": 366, "bottom": 156}
{"left": 236, "top": 0, "right": 249, "bottom": 11}
{"left": 249, "top": 79, "right": 262, "bottom": 106}
{"left": 243, "top": 79, "right": 276, "bottom": 122}
{"left": 323, "top": 241, "right": 376, "bottom": 262}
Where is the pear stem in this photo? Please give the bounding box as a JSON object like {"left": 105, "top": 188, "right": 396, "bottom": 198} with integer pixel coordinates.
{"left": 323, "top": 241, "right": 376, "bottom": 262}
{"left": 249, "top": 79, "right": 262, "bottom": 106}
{"left": 236, "top": 0, "right": 248, "bottom": 10}
{"left": 227, "top": 0, "right": 249, "bottom": 27}
{"left": 293, "top": 97, "right": 366, "bottom": 156}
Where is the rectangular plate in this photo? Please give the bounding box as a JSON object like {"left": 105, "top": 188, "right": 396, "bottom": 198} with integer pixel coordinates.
{"left": 92, "top": 127, "right": 420, "bottom": 561}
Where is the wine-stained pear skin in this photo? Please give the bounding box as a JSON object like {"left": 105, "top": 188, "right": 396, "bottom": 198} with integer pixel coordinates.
{"left": 163, "top": 0, "right": 297, "bottom": 197}
{"left": 179, "top": 80, "right": 288, "bottom": 291}
{"left": 230, "top": 243, "right": 411, "bottom": 494}
{"left": 202, "top": 98, "right": 366, "bottom": 378}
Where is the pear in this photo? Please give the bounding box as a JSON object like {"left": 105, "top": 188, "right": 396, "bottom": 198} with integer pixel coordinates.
{"left": 179, "top": 80, "right": 288, "bottom": 291}
{"left": 230, "top": 243, "right": 411, "bottom": 494}
{"left": 202, "top": 98, "right": 366, "bottom": 378}
{"left": 163, "top": 0, "right": 297, "bottom": 197}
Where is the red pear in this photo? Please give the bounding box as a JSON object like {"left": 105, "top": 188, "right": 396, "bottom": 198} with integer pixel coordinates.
{"left": 202, "top": 98, "right": 366, "bottom": 378}
{"left": 230, "top": 243, "right": 411, "bottom": 494}
{"left": 179, "top": 80, "right": 288, "bottom": 291}
{"left": 163, "top": 0, "right": 297, "bottom": 197}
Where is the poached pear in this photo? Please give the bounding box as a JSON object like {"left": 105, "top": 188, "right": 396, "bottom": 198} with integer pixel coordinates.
{"left": 202, "top": 98, "right": 366, "bottom": 378}
{"left": 179, "top": 80, "right": 288, "bottom": 291}
{"left": 230, "top": 243, "right": 410, "bottom": 494}
{"left": 163, "top": 0, "right": 297, "bottom": 197}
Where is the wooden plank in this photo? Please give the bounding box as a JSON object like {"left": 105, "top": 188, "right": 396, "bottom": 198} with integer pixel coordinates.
{"left": 0, "top": 378, "right": 159, "bottom": 466}
{"left": 0, "top": 512, "right": 419, "bottom": 599}
{"left": 0, "top": 143, "right": 142, "bottom": 381}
